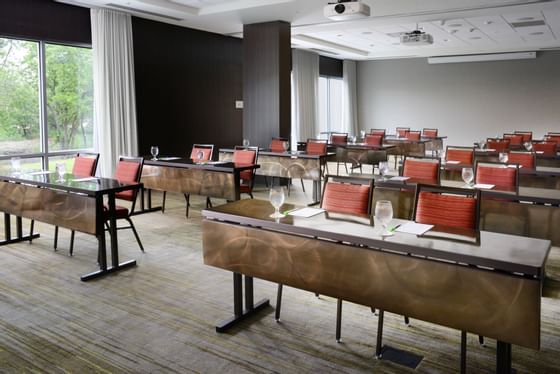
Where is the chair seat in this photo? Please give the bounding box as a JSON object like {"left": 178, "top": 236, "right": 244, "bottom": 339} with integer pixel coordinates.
{"left": 103, "top": 204, "right": 130, "bottom": 219}
{"left": 239, "top": 184, "right": 251, "bottom": 193}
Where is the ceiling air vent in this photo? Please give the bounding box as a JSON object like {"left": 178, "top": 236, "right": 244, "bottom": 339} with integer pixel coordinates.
{"left": 106, "top": 3, "right": 184, "bottom": 21}
{"left": 510, "top": 20, "right": 546, "bottom": 28}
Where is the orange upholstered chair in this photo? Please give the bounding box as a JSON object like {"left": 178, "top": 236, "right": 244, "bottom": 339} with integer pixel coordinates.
{"left": 487, "top": 138, "right": 510, "bottom": 152}
{"left": 422, "top": 128, "right": 438, "bottom": 138}
{"left": 269, "top": 137, "right": 289, "bottom": 153}
{"left": 514, "top": 131, "right": 532, "bottom": 142}
{"left": 364, "top": 134, "right": 383, "bottom": 146}
{"left": 503, "top": 134, "right": 523, "bottom": 148}
{"left": 370, "top": 129, "right": 386, "bottom": 137}
{"left": 533, "top": 141, "right": 557, "bottom": 155}
{"left": 233, "top": 146, "right": 259, "bottom": 199}
{"left": 396, "top": 127, "right": 410, "bottom": 137}
{"left": 475, "top": 161, "right": 519, "bottom": 190}
{"left": 306, "top": 139, "right": 327, "bottom": 155}
{"left": 330, "top": 133, "right": 348, "bottom": 145}
{"left": 545, "top": 134, "right": 560, "bottom": 146}
{"left": 446, "top": 146, "right": 474, "bottom": 165}
{"left": 507, "top": 151, "right": 535, "bottom": 169}
{"left": 406, "top": 131, "right": 421, "bottom": 141}
{"left": 402, "top": 157, "right": 440, "bottom": 183}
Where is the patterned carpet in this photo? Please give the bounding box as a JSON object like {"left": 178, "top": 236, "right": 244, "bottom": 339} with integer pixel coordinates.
{"left": 0, "top": 183, "right": 559, "bottom": 373}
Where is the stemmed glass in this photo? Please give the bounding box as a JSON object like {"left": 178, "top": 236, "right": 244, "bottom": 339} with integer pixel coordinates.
{"left": 150, "top": 146, "right": 159, "bottom": 160}
{"left": 269, "top": 186, "right": 286, "bottom": 218}
{"left": 11, "top": 157, "right": 21, "bottom": 175}
{"left": 360, "top": 130, "right": 366, "bottom": 142}
{"left": 462, "top": 167, "right": 474, "bottom": 187}
{"left": 282, "top": 141, "right": 289, "bottom": 152}
{"left": 379, "top": 161, "right": 389, "bottom": 179}
{"left": 375, "top": 200, "right": 394, "bottom": 237}
{"left": 242, "top": 139, "right": 250, "bottom": 148}
{"left": 55, "top": 162, "right": 66, "bottom": 182}
{"left": 499, "top": 152, "right": 508, "bottom": 163}
{"left": 524, "top": 142, "right": 533, "bottom": 151}
{"left": 196, "top": 150, "right": 204, "bottom": 163}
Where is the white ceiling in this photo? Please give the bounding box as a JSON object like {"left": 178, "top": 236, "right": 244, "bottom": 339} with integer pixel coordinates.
{"left": 56, "top": 0, "right": 560, "bottom": 60}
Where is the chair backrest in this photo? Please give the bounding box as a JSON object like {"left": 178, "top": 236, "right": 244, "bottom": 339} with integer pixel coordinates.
{"left": 503, "top": 133, "right": 523, "bottom": 146}
{"left": 321, "top": 175, "right": 373, "bottom": 216}
{"left": 269, "top": 137, "right": 289, "bottom": 153}
{"left": 475, "top": 161, "right": 519, "bottom": 190}
{"left": 306, "top": 139, "right": 328, "bottom": 155}
{"left": 370, "top": 129, "right": 386, "bottom": 136}
{"left": 364, "top": 134, "right": 383, "bottom": 146}
{"left": 514, "top": 131, "right": 532, "bottom": 142}
{"left": 402, "top": 157, "right": 440, "bottom": 182}
{"left": 413, "top": 184, "right": 480, "bottom": 230}
{"left": 396, "top": 127, "right": 410, "bottom": 137}
{"left": 366, "top": 150, "right": 388, "bottom": 166}
{"left": 233, "top": 146, "right": 259, "bottom": 182}
{"left": 507, "top": 151, "right": 535, "bottom": 169}
{"left": 446, "top": 146, "right": 474, "bottom": 165}
{"left": 487, "top": 138, "right": 510, "bottom": 152}
{"left": 72, "top": 153, "right": 99, "bottom": 177}
{"left": 406, "top": 131, "right": 421, "bottom": 141}
{"left": 545, "top": 134, "right": 560, "bottom": 144}
{"left": 114, "top": 156, "right": 144, "bottom": 203}
{"left": 190, "top": 144, "right": 214, "bottom": 161}
{"left": 533, "top": 141, "right": 557, "bottom": 155}
{"left": 422, "top": 128, "right": 438, "bottom": 138}
{"left": 330, "top": 133, "right": 348, "bottom": 145}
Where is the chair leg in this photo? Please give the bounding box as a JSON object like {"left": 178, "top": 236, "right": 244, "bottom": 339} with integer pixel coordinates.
{"left": 249, "top": 192, "right": 254, "bottom": 199}
{"left": 461, "top": 331, "right": 467, "bottom": 374}
{"left": 336, "top": 299, "right": 343, "bottom": 343}
{"left": 206, "top": 197, "right": 212, "bottom": 208}
{"left": 54, "top": 226, "right": 59, "bottom": 250}
{"left": 479, "top": 335, "right": 484, "bottom": 346}
{"left": 29, "top": 220, "right": 35, "bottom": 243}
{"left": 69, "top": 230, "right": 75, "bottom": 256}
{"left": 314, "top": 293, "right": 320, "bottom": 298}
{"left": 300, "top": 178, "right": 305, "bottom": 192}
{"left": 344, "top": 163, "right": 348, "bottom": 174}
{"left": 404, "top": 316, "right": 410, "bottom": 325}
{"left": 275, "top": 284, "right": 283, "bottom": 321}
{"left": 376, "top": 310, "right": 384, "bottom": 358}
{"left": 162, "top": 191, "right": 167, "bottom": 213}
{"left": 336, "top": 162, "right": 340, "bottom": 176}
{"left": 184, "top": 194, "right": 190, "bottom": 217}
{"left": 126, "top": 217, "right": 144, "bottom": 252}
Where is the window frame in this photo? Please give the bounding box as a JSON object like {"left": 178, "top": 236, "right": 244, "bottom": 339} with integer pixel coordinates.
{"left": 318, "top": 74, "right": 343, "bottom": 134}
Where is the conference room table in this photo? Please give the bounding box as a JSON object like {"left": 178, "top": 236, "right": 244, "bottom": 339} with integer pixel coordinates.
{"left": 0, "top": 172, "right": 142, "bottom": 281}
{"left": 219, "top": 149, "right": 335, "bottom": 204}
{"left": 139, "top": 157, "right": 259, "bottom": 213}
{"left": 474, "top": 148, "right": 560, "bottom": 167}
{"left": 202, "top": 199, "right": 550, "bottom": 373}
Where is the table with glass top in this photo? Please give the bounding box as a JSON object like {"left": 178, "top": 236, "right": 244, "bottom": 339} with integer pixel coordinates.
{"left": 202, "top": 199, "right": 550, "bottom": 373}
{"left": 0, "top": 172, "right": 142, "bottom": 281}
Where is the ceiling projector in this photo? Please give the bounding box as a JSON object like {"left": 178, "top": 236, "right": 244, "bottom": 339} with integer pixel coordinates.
{"left": 400, "top": 29, "right": 434, "bottom": 46}
{"left": 324, "top": 0, "right": 370, "bottom": 21}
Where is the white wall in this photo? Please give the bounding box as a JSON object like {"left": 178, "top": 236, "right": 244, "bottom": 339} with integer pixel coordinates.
{"left": 357, "top": 51, "right": 560, "bottom": 147}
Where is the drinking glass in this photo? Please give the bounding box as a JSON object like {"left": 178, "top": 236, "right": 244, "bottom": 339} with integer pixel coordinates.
{"left": 150, "top": 146, "right": 159, "bottom": 160}
{"left": 524, "top": 142, "right": 533, "bottom": 151}
{"left": 350, "top": 135, "right": 356, "bottom": 144}
{"left": 282, "top": 141, "right": 289, "bottom": 152}
{"left": 375, "top": 200, "right": 394, "bottom": 237}
{"left": 196, "top": 150, "right": 204, "bottom": 163}
{"left": 360, "top": 130, "right": 366, "bottom": 141}
{"left": 11, "top": 157, "right": 21, "bottom": 174}
{"left": 379, "top": 161, "right": 389, "bottom": 178}
{"left": 499, "top": 152, "right": 508, "bottom": 163}
{"left": 461, "top": 167, "right": 474, "bottom": 186}
{"left": 56, "top": 162, "right": 66, "bottom": 182}
{"left": 242, "top": 139, "right": 250, "bottom": 147}
{"left": 269, "top": 186, "right": 286, "bottom": 218}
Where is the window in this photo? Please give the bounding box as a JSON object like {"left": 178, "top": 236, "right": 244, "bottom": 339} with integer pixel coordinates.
{"left": 318, "top": 76, "right": 343, "bottom": 134}
{"left": 0, "top": 36, "right": 93, "bottom": 173}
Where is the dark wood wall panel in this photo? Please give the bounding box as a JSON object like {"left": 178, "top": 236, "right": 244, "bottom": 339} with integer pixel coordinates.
{"left": 243, "top": 21, "right": 291, "bottom": 149}
{"left": 0, "top": 0, "right": 91, "bottom": 45}
{"left": 133, "top": 17, "right": 243, "bottom": 158}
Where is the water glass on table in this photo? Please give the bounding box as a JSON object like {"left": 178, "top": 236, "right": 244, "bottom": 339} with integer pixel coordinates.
{"left": 150, "top": 146, "right": 159, "bottom": 160}
{"left": 462, "top": 167, "right": 474, "bottom": 187}
{"left": 379, "top": 161, "right": 389, "bottom": 178}
{"left": 375, "top": 200, "right": 394, "bottom": 237}
{"left": 55, "top": 162, "right": 66, "bottom": 182}
{"left": 499, "top": 152, "right": 508, "bottom": 163}
{"left": 269, "top": 186, "right": 286, "bottom": 219}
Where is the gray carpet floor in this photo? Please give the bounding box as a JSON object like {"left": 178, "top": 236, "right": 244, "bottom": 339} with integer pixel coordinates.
{"left": 0, "top": 181, "right": 559, "bottom": 373}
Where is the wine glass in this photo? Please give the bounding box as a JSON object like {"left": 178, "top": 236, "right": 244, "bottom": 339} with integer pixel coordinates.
{"left": 150, "top": 146, "right": 159, "bottom": 160}
{"left": 375, "top": 200, "right": 394, "bottom": 237}
{"left": 196, "top": 150, "right": 204, "bottom": 163}
{"left": 55, "top": 162, "right": 66, "bottom": 182}
{"left": 360, "top": 130, "right": 366, "bottom": 141}
{"left": 282, "top": 141, "right": 289, "bottom": 152}
{"left": 242, "top": 139, "right": 250, "bottom": 147}
{"left": 269, "top": 186, "right": 286, "bottom": 219}
{"left": 462, "top": 167, "right": 474, "bottom": 187}
{"left": 499, "top": 152, "right": 508, "bottom": 163}
{"left": 524, "top": 142, "right": 533, "bottom": 151}
{"left": 11, "top": 157, "right": 21, "bottom": 175}
{"left": 379, "top": 161, "right": 389, "bottom": 178}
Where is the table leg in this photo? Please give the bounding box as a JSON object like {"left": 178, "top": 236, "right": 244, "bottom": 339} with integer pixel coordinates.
{"left": 130, "top": 188, "right": 162, "bottom": 216}
{"left": 496, "top": 341, "right": 512, "bottom": 374}
{"left": 0, "top": 213, "right": 40, "bottom": 246}
{"left": 308, "top": 180, "right": 321, "bottom": 206}
{"left": 215, "top": 273, "right": 270, "bottom": 333}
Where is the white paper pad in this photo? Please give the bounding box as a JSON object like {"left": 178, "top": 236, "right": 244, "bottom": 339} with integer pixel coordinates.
{"left": 473, "top": 183, "right": 494, "bottom": 189}
{"left": 27, "top": 170, "right": 53, "bottom": 175}
{"left": 536, "top": 151, "right": 544, "bottom": 154}
{"left": 158, "top": 157, "right": 181, "bottom": 161}
{"left": 446, "top": 160, "right": 460, "bottom": 164}
{"left": 507, "top": 164, "right": 522, "bottom": 168}
{"left": 396, "top": 222, "right": 434, "bottom": 235}
{"left": 73, "top": 177, "right": 98, "bottom": 182}
{"left": 287, "top": 207, "right": 325, "bottom": 218}
{"left": 389, "top": 176, "right": 410, "bottom": 181}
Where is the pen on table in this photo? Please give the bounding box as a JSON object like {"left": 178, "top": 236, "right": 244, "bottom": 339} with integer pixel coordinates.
{"left": 389, "top": 224, "right": 401, "bottom": 232}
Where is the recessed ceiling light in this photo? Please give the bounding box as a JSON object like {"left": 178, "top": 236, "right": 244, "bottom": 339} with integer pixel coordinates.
{"left": 362, "top": 31, "right": 372, "bottom": 35}
{"left": 469, "top": 36, "right": 482, "bottom": 40}
{"left": 530, "top": 31, "right": 544, "bottom": 35}
{"left": 484, "top": 21, "right": 493, "bottom": 25}
{"left": 449, "top": 23, "right": 463, "bottom": 27}
{"left": 518, "top": 17, "right": 534, "bottom": 21}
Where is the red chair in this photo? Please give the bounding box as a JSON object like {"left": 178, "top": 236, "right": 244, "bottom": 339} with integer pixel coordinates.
{"left": 364, "top": 134, "right": 383, "bottom": 146}
{"left": 475, "top": 161, "right": 519, "bottom": 190}
{"left": 402, "top": 157, "right": 440, "bottom": 183}
{"left": 370, "top": 129, "right": 386, "bottom": 137}
{"left": 533, "top": 141, "right": 557, "bottom": 155}
{"left": 330, "top": 133, "right": 348, "bottom": 145}
{"left": 507, "top": 151, "right": 535, "bottom": 169}
{"left": 422, "top": 128, "right": 438, "bottom": 138}
{"left": 503, "top": 134, "right": 523, "bottom": 148}
{"left": 269, "top": 137, "right": 289, "bottom": 153}
{"left": 545, "top": 134, "right": 560, "bottom": 146}
{"left": 396, "top": 127, "right": 410, "bottom": 137}
{"left": 514, "top": 131, "right": 532, "bottom": 142}
{"left": 487, "top": 138, "right": 510, "bottom": 152}
{"left": 446, "top": 146, "right": 474, "bottom": 165}
{"left": 406, "top": 131, "right": 421, "bottom": 141}
{"left": 65, "top": 156, "right": 145, "bottom": 255}
{"left": 306, "top": 139, "right": 327, "bottom": 155}
{"left": 53, "top": 153, "right": 100, "bottom": 252}
{"left": 233, "top": 146, "right": 259, "bottom": 199}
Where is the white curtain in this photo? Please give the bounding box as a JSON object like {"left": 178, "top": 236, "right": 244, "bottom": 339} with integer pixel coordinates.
{"left": 91, "top": 8, "right": 138, "bottom": 177}
{"left": 291, "top": 49, "right": 319, "bottom": 147}
{"left": 342, "top": 60, "right": 358, "bottom": 137}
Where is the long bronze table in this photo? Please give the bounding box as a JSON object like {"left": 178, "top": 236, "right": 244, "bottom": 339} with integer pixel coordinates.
{"left": 219, "top": 149, "right": 335, "bottom": 204}
{"left": 139, "top": 158, "right": 259, "bottom": 212}
{"left": 0, "top": 173, "right": 141, "bottom": 281}
{"left": 202, "top": 199, "right": 550, "bottom": 373}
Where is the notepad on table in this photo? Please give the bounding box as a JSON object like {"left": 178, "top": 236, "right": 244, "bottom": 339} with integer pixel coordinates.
{"left": 158, "top": 157, "right": 181, "bottom": 161}
{"left": 446, "top": 160, "right": 460, "bottom": 164}
{"left": 27, "top": 170, "right": 52, "bottom": 175}
{"left": 389, "top": 176, "right": 410, "bottom": 181}
{"left": 286, "top": 207, "right": 325, "bottom": 218}
{"left": 395, "top": 222, "right": 433, "bottom": 235}
{"left": 73, "top": 177, "right": 98, "bottom": 182}
{"left": 473, "top": 183, "right": 494, "bottom": 189}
